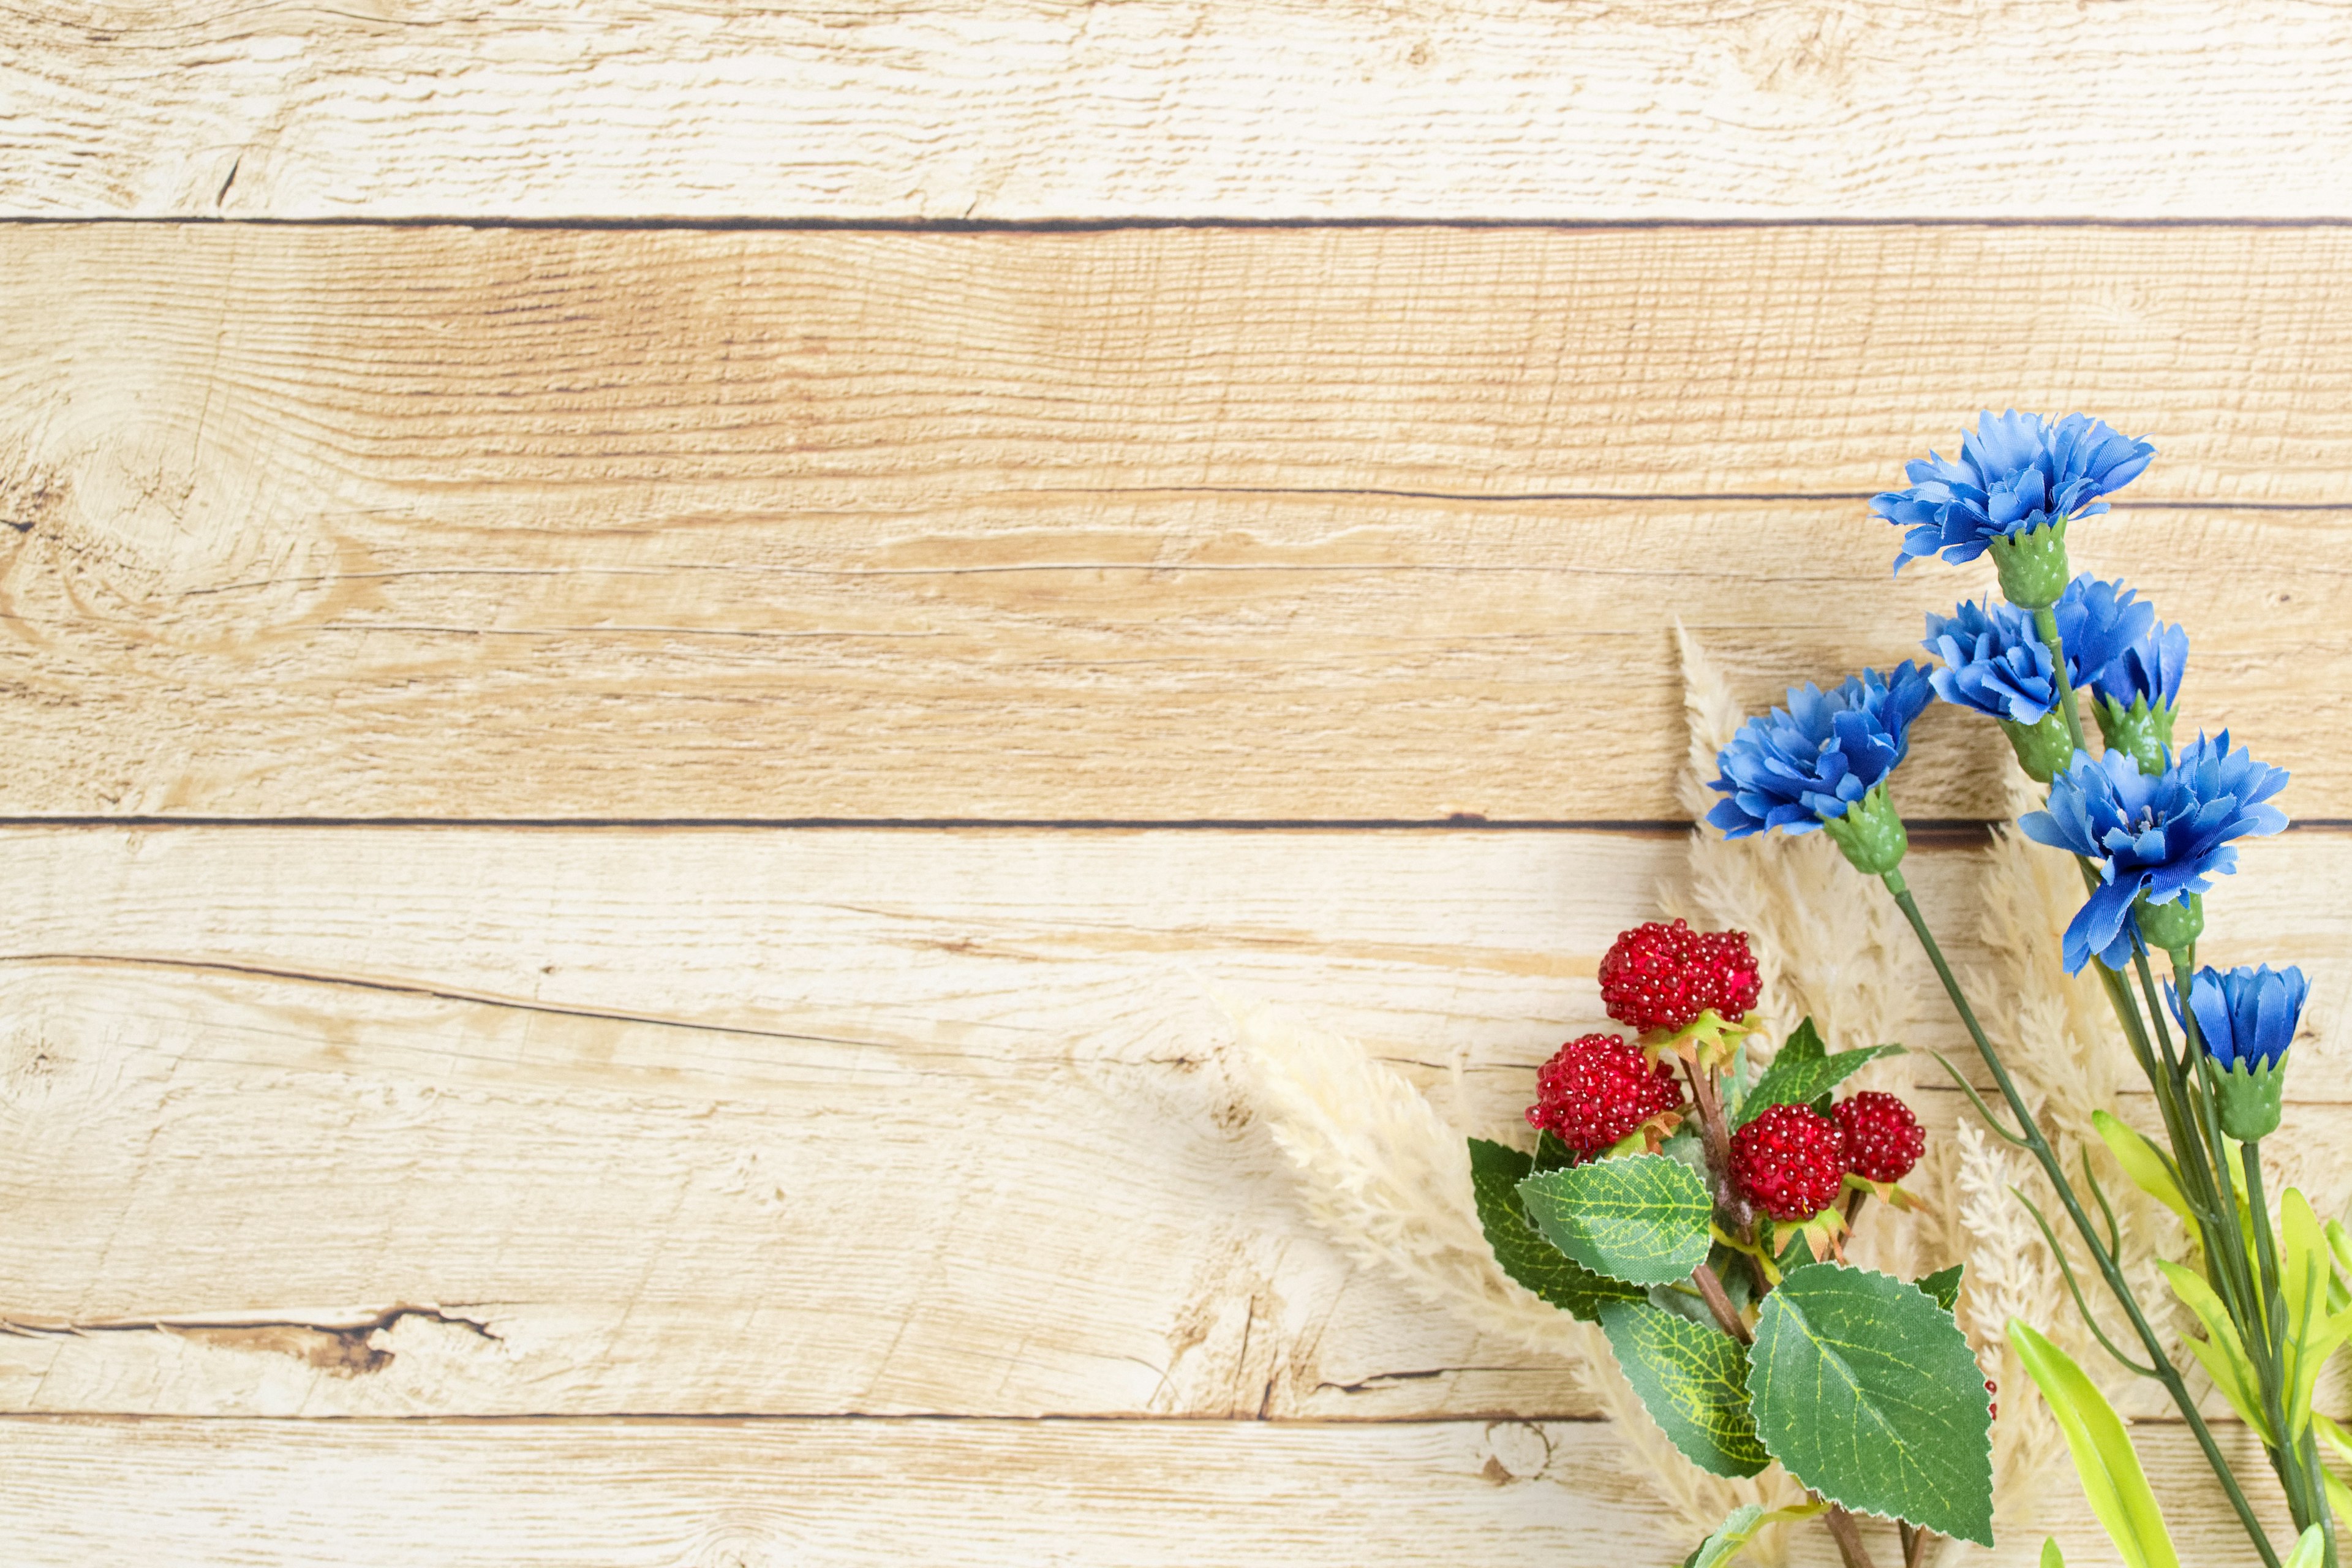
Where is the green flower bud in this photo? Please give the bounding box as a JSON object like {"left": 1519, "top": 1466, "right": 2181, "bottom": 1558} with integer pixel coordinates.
{"left": 1820, "top": 782, "right": 1909, "bottom": 875}
{"left": 2214, "top": 1053, "right": 2288, "bottom": 1143}
{"left": 2133, "top": 891, "right": 2204, "bottom": 956}
{"left": 1998, "top": 710, "right": 2075, "bottom": 783}
{"left": 1986, "top": 518, "right": 2071, "bottom": 609}
{"left": 2093, "top": 693, "right": 2175, "bottom": 777}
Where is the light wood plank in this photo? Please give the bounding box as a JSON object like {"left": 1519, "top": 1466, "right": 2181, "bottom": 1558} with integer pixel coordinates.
{"left": 0, "top": 1414, "right": 2294, "bottom": 1568}
{"left": 7, "top": 2, "right": 2352, "bottom": 221}
{"left": 4, "top": 225, "right": 2349, "bottom": 820}
{"left": 6, "top": 825, "right": 2348, "bottom": 1419}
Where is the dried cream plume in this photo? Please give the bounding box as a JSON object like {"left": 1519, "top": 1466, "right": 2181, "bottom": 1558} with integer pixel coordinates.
{"left": 1229, "top": 998, "right": 1806, "bottom": 1555}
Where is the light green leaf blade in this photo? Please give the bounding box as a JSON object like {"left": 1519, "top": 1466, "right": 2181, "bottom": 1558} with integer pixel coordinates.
{"left": 1777, "top": 1018, "right": 1827, "bottom": 1066}
{"left": 2285, "top": 1525, "right": 2328, "bottom": 1568}
{"left": 2156, "top": 1261, "right": 2272, "bottom": 1439}
{"left": 1600, "top": 1300, "right": 1770, "bottom": 1479}
{"left": 1519, "top": 1154, "right": 1714, "bottom": 1286}
{"left": 1676, "top": 1500, "right": 1823, "bottom": 1568}
{"left": 2041, "top": 1541, "right": 2065, "bottom": 1568}
{"left": 2008, "top": 1319, "right": 2181, "bottom": 1568}
{"left": 2280, "top": 1188, "right": 2340, "bottom": 1438}
{"left": 1918, "top": 1264, "right": 1965, "bottom": 1313}
{"left": 1466, "top": 1138, "right": 1643, "bottom": 1321}
{"left": 1749, "top": 1264, "right": 1994, "bottom": 1545}
{"left": 1733, "top": 1042, "right": 1904, "bottom": 1127}
{"left": 2092, "top": 1110, "right": 2193, "bottom": 1224}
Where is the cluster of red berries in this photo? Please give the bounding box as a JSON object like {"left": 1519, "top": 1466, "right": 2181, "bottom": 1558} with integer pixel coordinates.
{"left": 1526, "top": 1033, "right": 1684, "bottom": 1155}
{"left": 1599, "top": 919, "right": 1762, "bottom": 1035}
{"left": 1526, "top": 919, "right": 1925, "bottom": 1222}
{"left": 1730, "top": 1091, "right": 1925, "bottom": 1221}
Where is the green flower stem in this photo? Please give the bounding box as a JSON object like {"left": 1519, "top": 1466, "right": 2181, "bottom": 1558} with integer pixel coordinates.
{"left": 2032, "top": 605, "right": 2090, "bottom": 756}
{"left": 1880, "top": 869, "right": 2284, "bottom": 1568}
{"left": 2176, "top": 953, "right": 2339, "bottom": 1564}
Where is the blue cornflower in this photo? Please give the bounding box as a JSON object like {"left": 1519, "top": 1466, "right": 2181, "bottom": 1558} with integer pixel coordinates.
{"left": 1922, "top": 576, "right": 2154, "bottom": 725}
{"left": 2090, "top": 616, "right": 2189, "bottom": 717}
{"left": 2166, "top": 964, "right": 2308, "bottom": 1074}
{"left": 1705, "top": 664, "right": 1932, "bottom": 839}
{"left": 2019, "top": 734, "right": 2290, "bottom": 972}
{"left": 1874, "top": 412, "right": 2156, "bottom": 575}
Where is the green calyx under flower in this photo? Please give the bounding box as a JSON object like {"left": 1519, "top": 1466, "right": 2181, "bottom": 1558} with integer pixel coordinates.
{"left": 1821, "top": 781, "right": 1909, "bottom": 875}
{"left": 1999, "top": 709, "right": 2075, "bottom": 783}
{"left": 1645, "top": 1008, "right": 1764, "bottom": 1071}
{"left": 2094, "top": 692, "right": 2176, "bottom": 776}
{"left": 2133, "top": 890, "right": 2205, "bottom": 956}
{"left": 1986, "top": 516, "right": 2072, "bottom": 608}
{"left": 2213, "top": 1052, "right": 2289, "bottom": 1142}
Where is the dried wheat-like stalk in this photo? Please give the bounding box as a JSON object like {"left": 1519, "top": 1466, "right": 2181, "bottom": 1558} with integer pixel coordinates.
{"left": 1229, "top": 999, "right": 1808, "bottom": 1555}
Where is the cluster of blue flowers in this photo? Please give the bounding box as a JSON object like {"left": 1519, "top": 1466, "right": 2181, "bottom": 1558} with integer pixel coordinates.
{"left": 1709, "top": 411, "right": 2302, "bottom": 1085}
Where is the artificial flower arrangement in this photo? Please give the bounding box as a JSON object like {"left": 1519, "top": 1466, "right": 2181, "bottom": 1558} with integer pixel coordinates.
{"left": 1474, "top": 413, "right": 2349, "bottom": 1567}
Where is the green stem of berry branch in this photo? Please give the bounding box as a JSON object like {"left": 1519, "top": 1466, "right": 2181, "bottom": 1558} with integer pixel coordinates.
{"left": 1880, "top": 869, "right": 2284, "bottom": 1568}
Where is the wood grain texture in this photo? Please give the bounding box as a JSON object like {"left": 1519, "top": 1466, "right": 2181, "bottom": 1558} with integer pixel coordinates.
{"left": 7, "top": 2, "right": 2352, "bottom": 221}
{"left": 5, "top": 224, "right": 2349, "bottom": 820}
{"left": 6, "top": 825, "right": 2350, "bottom": 1422}
{"left": 0, "top": 1414, "right": 2296, "bottom": 1568}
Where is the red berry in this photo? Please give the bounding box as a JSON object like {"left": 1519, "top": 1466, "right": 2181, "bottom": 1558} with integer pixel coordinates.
{"left": 1599, "top": 919, "right": 1763, "bottom": 1035}
{"left": 1834, "top": 1091, "right": 1926, "bottom": 1183}
{"left": 1730, "top": 1102, "right": 1847, "bottom": 1220}
{"left": 1525, "top": 1034, "right": 1684, "bottom": 1156}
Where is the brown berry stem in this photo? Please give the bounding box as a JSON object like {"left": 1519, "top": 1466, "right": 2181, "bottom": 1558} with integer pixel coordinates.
{"left": 1679, "top": 1056, "right": 1751, "bottom": 1231}
{"left": 1689, "top": 1260, "right": 1750, "bottom": 1344}
{"left": 1822, "top": 1502, "right": 1881, "bottom": 1568}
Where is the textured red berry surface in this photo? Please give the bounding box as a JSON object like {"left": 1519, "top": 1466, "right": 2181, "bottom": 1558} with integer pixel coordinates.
{"left": 1598, "top": 919, "right": 1763, "bottom": 1035}
{"left": 1834, "top": 1091, "right": 1926, "bottom": 1183}
{"left": 1525, "top": 1033, "right": 1683, "bottom": 1155}
{"left": 1730, "top": 1102, "right": 1848, "bottom": 1220}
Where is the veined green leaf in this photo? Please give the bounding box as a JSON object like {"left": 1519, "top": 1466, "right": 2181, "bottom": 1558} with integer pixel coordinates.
{"left": 2155, "top": 1261, "right": 2273, "bottom": 1440}
{"left": 1748, "top": 1264, "right": 1994, "bottom": 1545}
{"left": 1466, "top": 1139, "right": 1643, "bottom": 1320}
{"left": 1678, "top": 1500, "right": 1824, "bottom": 1568}
{"left": 2091, "top": 1110, "right": 2193, "bottom": 1224}
{"left": 1733, "top": 1041, "right": 1904, "bottom": 1127}
{"left": 1600, "top": 1300, "right": 1770, "bottom": 1479}
{"left": 1519, "top": 1154, "right": 1713, "bottom": 1287}
{"left": 2284, "top": 1525, "right": 2328, "bottom": 1568}
{"left": 1918, "top": 1263, "right": 1964, "bottom": 1313}
{"left": 1777, "top": 1017, "right": 1826, "bottom": 1066}
{"left": 2281, "top": 1189, "right": 2345, "bottom": 1439}
{"left": 2009, "top": 1319, "right": 2181, "bottom": 1568}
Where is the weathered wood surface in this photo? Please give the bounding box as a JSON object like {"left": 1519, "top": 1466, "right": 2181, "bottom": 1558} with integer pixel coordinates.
{"left": 9, "top": 2, "right": 2352, "bottom": 222}
{"left": 4, "top": 825, "right": 2346, "bottom": 1424}
{"left": 5, "top": 224, "right": 2348, "bottom": 822}
{"left": 0, "top": 1413, "right": 2296, "bottom": 1568}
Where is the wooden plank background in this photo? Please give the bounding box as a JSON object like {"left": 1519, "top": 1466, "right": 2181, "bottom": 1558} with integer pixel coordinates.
{"left": 7, "top": 6, "right": 2350, "bottom": 1564}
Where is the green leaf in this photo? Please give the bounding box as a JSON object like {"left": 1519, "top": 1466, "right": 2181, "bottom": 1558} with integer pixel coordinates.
{"left": 2156, "top": 1261, "right": 2272, "bottom": 1440}
{"left": 2285, "top": 1525, "right": 2328, "bottom": 1568}
{"left": 1676, "top": 1500, "right": 1825, "bottom": 1568}
{"left": 2092, "top": 1111, "right": 2193, "bottom": 1225}
{"left": 1779, "top": 1018, "right": 1827, "bottom": 1065}
{"left": 1466, "top": 1139, "right": 1642, "bottom": 1321}
{"left": 1599, "top": 1300, "right": 1770, "bottom": 1479}
{"left": 1518, "top": 1154, "right": 1714, "bottom": 1287}
{"left": 2009, "top": 1319, "right": 2181, "bottom": 1568}
{"left": 2041, "top": 1541, "right": 2065, "bottom": 1568}
{"left": 2280, "top": 1189, "right": 2348, "bottom": 1439}
{"left": 1748, "top": 1264, "right": 1994, "bottom": 1545}
{"left": 1733, "top": 1042, "right": 1904, "bottom": 1127}
{"left": 1918, "top": 1264, "right": 1965, "bottom": 1313}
